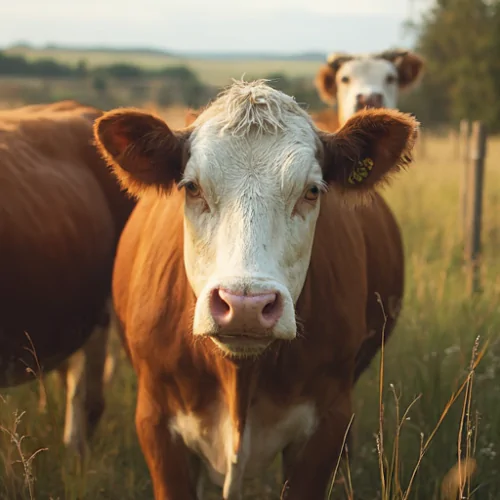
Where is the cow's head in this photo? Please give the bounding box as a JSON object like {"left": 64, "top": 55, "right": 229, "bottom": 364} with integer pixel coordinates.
{"left": 315, "top": 49, "right": 424, "bottom": 125}
{"left": 94, "top": 80, "right": 418, "bottom": 357}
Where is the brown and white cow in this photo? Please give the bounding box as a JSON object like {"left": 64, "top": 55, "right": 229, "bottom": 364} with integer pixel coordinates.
{"left": 0, "top": 100, "right": 135, "bottom": 455}
{"left": 312, "top": 49, "right": 425, "bottom": 132}
{"left": 94, "top": 80, "right": 418, "bottom": 499}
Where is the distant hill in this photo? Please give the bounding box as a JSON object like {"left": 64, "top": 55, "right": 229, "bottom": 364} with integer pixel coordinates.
{"left": 42, "top": 44, "right": 174, "bottom": 57}
{"left": 5, "top": 43, "right": 327, "bottom": 62}
{"left": 173, "top": 52, "right": 328, "bottom": 62}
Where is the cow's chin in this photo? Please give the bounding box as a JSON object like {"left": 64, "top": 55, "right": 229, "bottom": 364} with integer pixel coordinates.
{"left": 209, "top": 334, "right": 275, "bottom": 358}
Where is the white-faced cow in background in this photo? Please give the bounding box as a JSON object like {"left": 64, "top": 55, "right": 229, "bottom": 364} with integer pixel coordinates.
{"left": 313, "top": 49, "right": 425, "bottom": 132}
{"left": 94, "top": 80, "right": 418, "bottom": 499}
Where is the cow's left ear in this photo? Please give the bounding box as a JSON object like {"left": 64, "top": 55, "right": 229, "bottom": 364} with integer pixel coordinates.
{"left": 93, "top": 109, "right": 191, "bottom": 197}
{"left": 320, "top": 108, "right": 419, "bottom": 192}
{"left": 314, "top": 53, "right": 353, "bottom": 105}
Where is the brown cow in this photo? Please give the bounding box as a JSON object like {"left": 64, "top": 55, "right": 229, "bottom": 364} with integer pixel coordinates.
{"left": 95, "top": 80, "right": 418, "bottom": 499}
{"left": 0, "top": 100, "right": 135, "bottom": 454}
{"left": 312, "top": 49, "right": 425, "bottom": 131}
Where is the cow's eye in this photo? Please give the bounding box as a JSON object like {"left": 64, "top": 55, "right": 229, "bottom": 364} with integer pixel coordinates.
{"left": 386, "top": 74, "right": 397, "bottom": 84}
{"left": 304, "top": 185, "right": 320, "bottom": 201}
{"left": 341, "top": 76, "right": 350, "bottom": 84}
{"left": 184, "top": 181, "right": 201, "bottom": 198}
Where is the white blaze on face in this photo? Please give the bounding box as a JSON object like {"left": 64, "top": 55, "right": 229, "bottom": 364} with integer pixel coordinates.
{"left": 180, "top": 85, "right": 325, "bottom": 347}
{"left": 336, "top": 57, "right": 399, "bottom": 124}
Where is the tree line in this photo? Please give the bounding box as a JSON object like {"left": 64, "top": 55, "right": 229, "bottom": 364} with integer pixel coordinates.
{"left": 399, "top": 0, "right": 500, "bottom": 132}
{"left": 0, "top": 50, "right": 215, "bottom": 109}
{"left": 0, "top": 51, "right": 195, "bottom": 80}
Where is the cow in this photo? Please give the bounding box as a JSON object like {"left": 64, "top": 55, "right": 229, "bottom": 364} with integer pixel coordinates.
{"left": 94, "top": 80, "right": 418, "bottom": 499}
{"left": 0, "top": 100, "right": 135, "bottom": 455}
{"left": 312, "top": 49, "right": 425, "bottom": 132}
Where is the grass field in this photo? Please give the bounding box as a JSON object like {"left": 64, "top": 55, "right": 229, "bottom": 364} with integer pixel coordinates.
{"left": 4, "top": 47, "right": 320, "bottom": 86}
{"left": 1, "top": 124, "right": 500, "bottom": 499}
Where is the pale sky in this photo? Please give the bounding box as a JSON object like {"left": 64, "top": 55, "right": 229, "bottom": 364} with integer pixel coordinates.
{"left": 0, "top": 0, "right": 433, "bottom": 53}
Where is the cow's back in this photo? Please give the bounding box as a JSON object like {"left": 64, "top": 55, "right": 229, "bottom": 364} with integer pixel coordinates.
{"left": 0, "top": 103, "right": 134, "bottom": 386}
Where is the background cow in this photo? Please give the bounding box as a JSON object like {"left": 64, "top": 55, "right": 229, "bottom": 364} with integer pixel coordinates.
{"left": 312, "top": 49, "right": 425, "bottom": 131}
{"left": 0, "top": 100, "right": 135, "bottom": 455}
{"left": 94, "top": 80, "right": 418, "bottom": 499}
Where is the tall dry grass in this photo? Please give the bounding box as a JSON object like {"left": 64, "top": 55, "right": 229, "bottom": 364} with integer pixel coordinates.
{"left": 1, "top": 132, "right": 500, "bottom": 499}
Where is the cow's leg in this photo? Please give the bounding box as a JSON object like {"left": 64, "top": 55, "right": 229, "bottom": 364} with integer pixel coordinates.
{"left": 61, "top": 347, "right": 87, "bottom": 455}
{"left": 135, "top": 381, "right": 199, "bottom": 500}
{"left": 190, "top": 454, "right": 206, "bottom": 500}
{"left": 281, "top": 392, "right": 352, "bottom": 500}
{"left": 37, "top": 383, "right": 48, "bottom": 413}
{"left": 103, "top": 303, "right": 121, "bottom": 386}
{"left": 61, "top": 302, "right": 111, "bottom": 455}
{"left": 82, "top": 320, "right": 109, "bottom": 441}
{"left": 103, "top": 347, "right": 117, "bottom": 386}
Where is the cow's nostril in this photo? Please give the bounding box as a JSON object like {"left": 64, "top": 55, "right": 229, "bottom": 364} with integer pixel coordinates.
{"left": 259, "top": 293, "right": 282, "bottom": 328}
{"left": 262, "top": 295, "right": 278, "bottom": 318}
{"left": 211, "top": 289, "right": 231, "bottom": 318}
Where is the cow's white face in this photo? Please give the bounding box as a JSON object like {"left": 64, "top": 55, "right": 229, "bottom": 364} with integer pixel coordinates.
{"left": 182, "top": 111, "right": 324, "bottom": 353}
{"left": 94, "top": 80, "right": 419, "bottom": 358}
{"left": 315, "top": 50, "right": 425, "bottom": 127}
{"left": 335, "top": 58, "right": 399, "bottom": 124}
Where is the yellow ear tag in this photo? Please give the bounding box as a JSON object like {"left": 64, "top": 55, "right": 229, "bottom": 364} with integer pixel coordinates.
{"left": 347, "top": 157, "right": 374, "bottom": 185}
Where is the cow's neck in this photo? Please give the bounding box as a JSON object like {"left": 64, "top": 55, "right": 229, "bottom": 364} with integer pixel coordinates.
{"left": 311, "top": 106, "right": 341, "bottom": 133}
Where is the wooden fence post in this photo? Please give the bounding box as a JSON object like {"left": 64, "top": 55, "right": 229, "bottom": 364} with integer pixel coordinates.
{"left": 459, "top": 119, "right": 471, "bottom": 237}
{"left": 464, "top": 121, "right": 487, "bottom": 295}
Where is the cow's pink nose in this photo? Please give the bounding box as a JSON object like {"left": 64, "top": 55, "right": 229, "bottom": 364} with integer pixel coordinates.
{"left": 210, "top": 289, "right": 283, "bottom": 332}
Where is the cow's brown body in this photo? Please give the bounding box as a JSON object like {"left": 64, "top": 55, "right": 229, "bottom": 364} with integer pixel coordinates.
{"left": 0, "top": 100, "right": 134, "bottom": 388}
{"left": 113, "top": 187, "right": 404, "bottom": 499}
{"left": 96, "top": 80, "right": 417, "bottom": 499}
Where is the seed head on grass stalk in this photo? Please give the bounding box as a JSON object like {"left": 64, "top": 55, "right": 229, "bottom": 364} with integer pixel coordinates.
{"left": 402, "top": 336, "right": 487, "bottom": 500}
{"left": 0, "top": 404, "right": 48, "bottom": 500}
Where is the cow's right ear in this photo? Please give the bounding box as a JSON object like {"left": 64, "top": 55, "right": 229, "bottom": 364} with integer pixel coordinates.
{"left": 93, "top": 109, "right": 190, "bottom": 197}
{"left": 319, "top": 108, "right": 419, "bottom": 196}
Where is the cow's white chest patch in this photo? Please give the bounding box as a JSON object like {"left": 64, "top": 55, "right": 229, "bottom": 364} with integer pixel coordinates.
{"left": 169, "top": 399, "right": 317, "bottom": 499}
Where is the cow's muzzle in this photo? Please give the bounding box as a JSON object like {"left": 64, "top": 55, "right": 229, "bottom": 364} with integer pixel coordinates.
{"left": 355, "top": 92, "right": 384, "bottom": 111}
